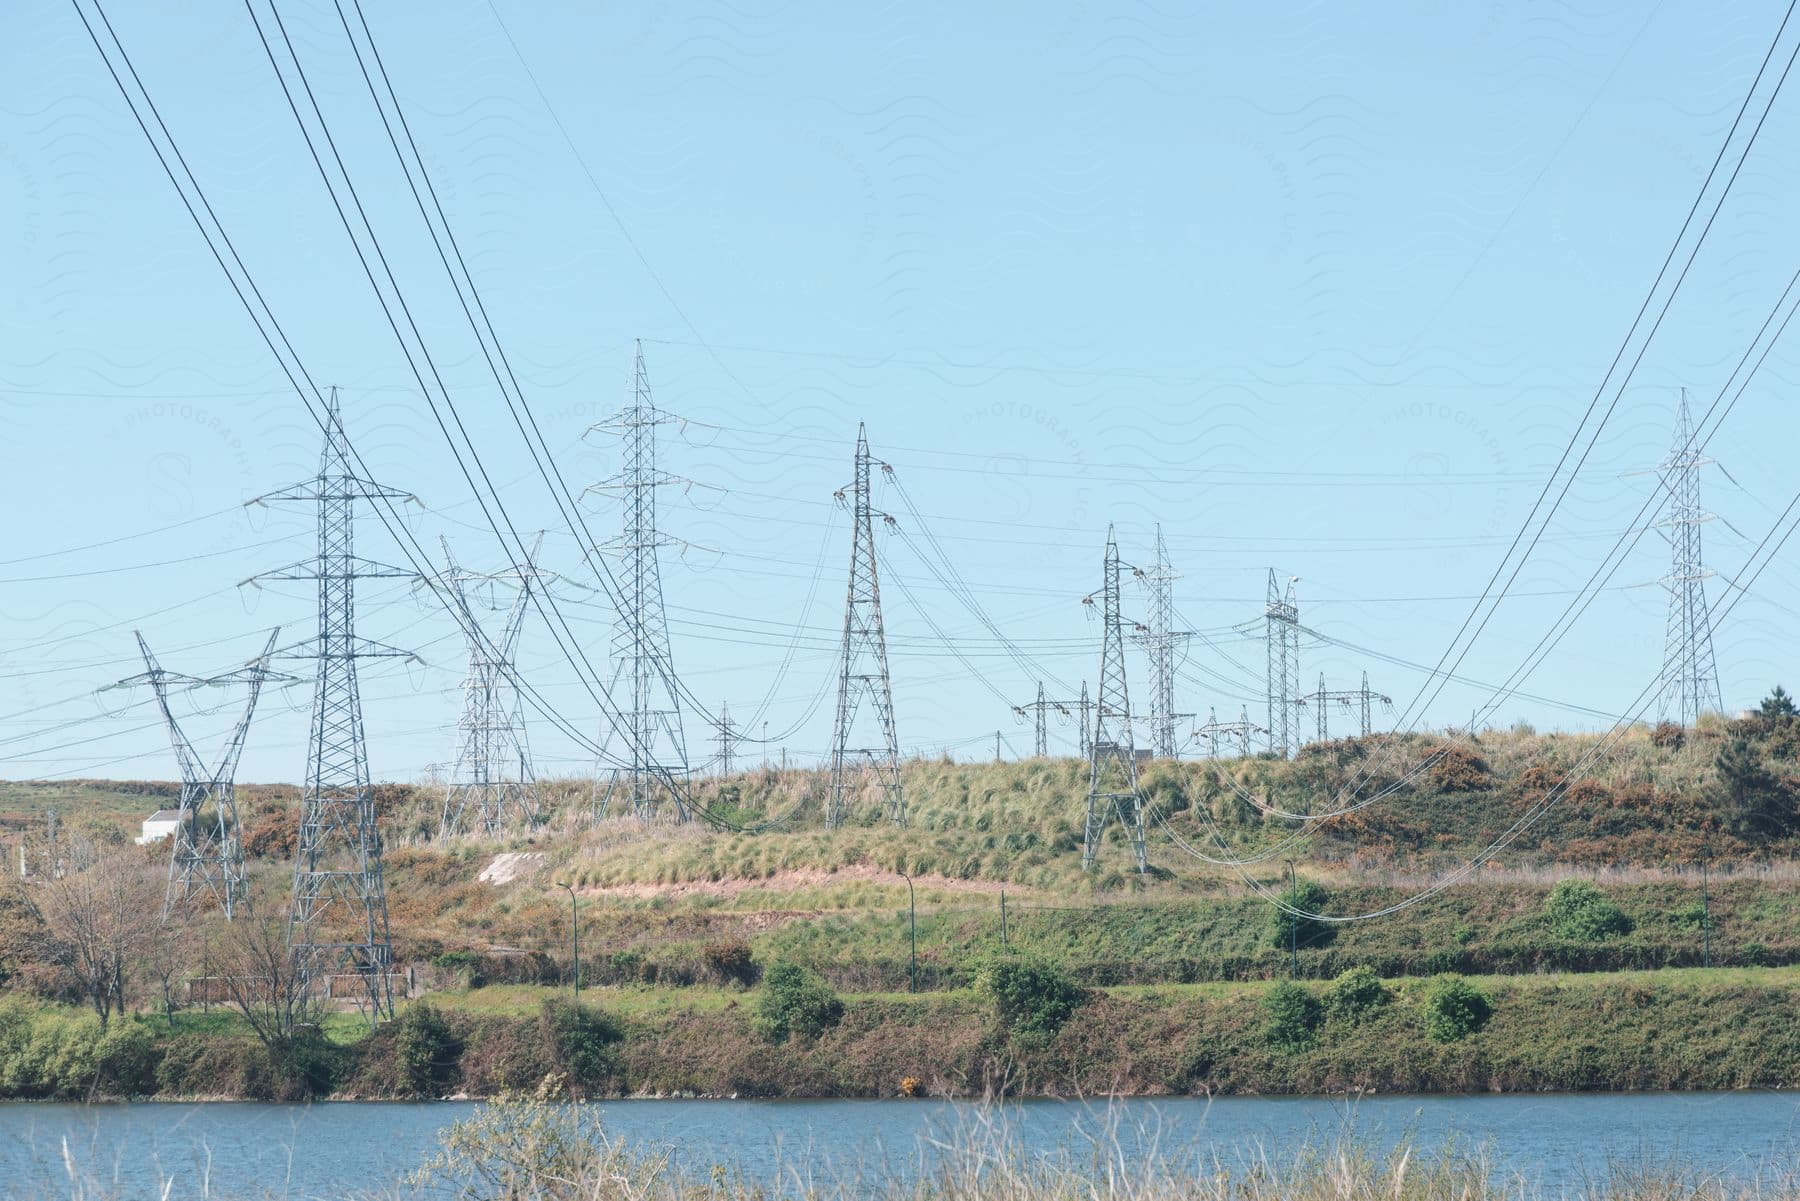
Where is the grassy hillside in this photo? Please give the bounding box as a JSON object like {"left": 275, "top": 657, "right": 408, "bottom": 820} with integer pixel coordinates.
{"left": 6, "top": 717, "right": 1800, "bottom": 998}
{"left": 2, "top": 716, "right": 1799, "bottom": 1101}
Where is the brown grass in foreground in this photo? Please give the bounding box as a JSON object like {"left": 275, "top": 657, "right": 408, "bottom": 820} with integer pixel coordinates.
{"left": 381, "top": 1084, "right": 1793, "bottom": 1201}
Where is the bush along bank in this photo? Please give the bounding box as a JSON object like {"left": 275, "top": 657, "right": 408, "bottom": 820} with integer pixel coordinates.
{"left": 7, "top": 968, "right": 1800, "bottom": 1101}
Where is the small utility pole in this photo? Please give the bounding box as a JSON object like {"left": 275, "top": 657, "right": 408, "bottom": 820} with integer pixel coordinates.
{"left": 1701, "top": 841, "right": 1712, "bottom": 970}
{"left": 1287, "top": 861, "right": 1299, "bottom": 978}
{"left": 557, "top": 882, "right": 581, "bottom": 1005}
{"left": 994, "top": 731, "right": 1001, "bottom": 763}
{"left": 900, "top": 871, "right": 917, "bottom": 992}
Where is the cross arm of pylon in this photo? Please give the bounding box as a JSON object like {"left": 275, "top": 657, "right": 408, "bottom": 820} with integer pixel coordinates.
{"left": 585, "top": 407, "right": 683, "bottom": 437}
{"left": 240, "top": 554, "right": 420, "bottom": 588}
{"left": 584, "top": 470, "right": 706, "bottom": 496}
{"left": 244, "top": 482, "right": 324, "bottom": 506}
{"left": 270, "top": 633, "right": 421, "bottom": 662}
{"left": 103, "top": 667, "right": 208, "bottom": 691}
{"left": 245, "top": 477, "right": 416, "bottom": 507}
{"left": 199, "top": 661, "right": 302, "bottom": 687}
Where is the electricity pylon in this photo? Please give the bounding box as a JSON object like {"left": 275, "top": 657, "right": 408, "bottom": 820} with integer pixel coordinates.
{"left": 828, "top": 423, "right": 904, "bottom": 828}
{"left": 1303, "top": 672, "right": 1394, "bottom": 743}
{"left": 1264, "top": 571, "right": 1300, "bottom": 758}
{"left": 713, "top": 701, "right": 737, "bottom": 776}
{"left": 435, "top": 536, "right": 548, "bottom": 837}
{"left": 248, "top": 389, "right": 416, "bottom": 1023}
{"left": 1077, "top": 680, "right": 1093, "bottom": 757}
{"left": 1657, "top": 389, "right": 1723, "bottom": 726}
{"left": 1302, "top": 672, "right": 1393, "bottom": 744}
{"left": 589, "top": 341, "right": 692, "bottom": 821}
{"left": 1196, "top": 706, "right": 1264, "bottom": 758}
{"left": 1013, "top": 680, "right": 1090, "bottom": 758}
{"left": 1082, "top": 527, "right": 1149, "bottom": 874}
{"left": 109, "top": 628, "right": 287, "bottom": 919}
{"left": 1350, "top": 671, "right": 1390, "bottom": 739}
{"left": 1132, "top": 526, "right": 1191, "bottom": 758}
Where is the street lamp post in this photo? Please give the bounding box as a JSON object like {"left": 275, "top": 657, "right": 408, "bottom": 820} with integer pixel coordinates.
{"left": 557, "top": 882, "right": 580, "bottom": 1005}
{"left": 899, "top": 871, "right": 917, "bottom": 993}
{"left": 1286, "top": 861, "right": 1298, "bottom": 979}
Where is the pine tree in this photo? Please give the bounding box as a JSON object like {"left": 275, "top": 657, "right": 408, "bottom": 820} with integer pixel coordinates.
{"left": 1759, "top": 685, "right": 1797, "bottom": 721}
{"left": 1716, "top": 735, "right": 1774, "bottom": 835}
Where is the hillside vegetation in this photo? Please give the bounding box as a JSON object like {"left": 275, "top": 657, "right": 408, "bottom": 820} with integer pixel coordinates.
{"left": 3, "top": 708, "right": 1800, "bottom": 1100}
{"left": 7, "top": 714, "right": 1800, "bottom": 988}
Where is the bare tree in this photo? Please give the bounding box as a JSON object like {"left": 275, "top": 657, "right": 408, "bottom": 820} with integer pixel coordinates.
{"left": 212, "top": 910, "right": 322, "bottom": 1053}
{"left": 34, "top": 852, "right": 161, "bottom": 1028}
{"left": 142, "top": 913, "right": 195, "bottom": 1025}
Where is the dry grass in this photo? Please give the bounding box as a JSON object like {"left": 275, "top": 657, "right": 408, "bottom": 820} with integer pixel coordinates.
{"left": 377, "top": 1091, "right": 1796, "bottom": 1200}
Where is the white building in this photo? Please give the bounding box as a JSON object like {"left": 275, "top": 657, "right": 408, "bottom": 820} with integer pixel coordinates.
{"left": 135, "top": 809, "right": 183, "bottom": 846}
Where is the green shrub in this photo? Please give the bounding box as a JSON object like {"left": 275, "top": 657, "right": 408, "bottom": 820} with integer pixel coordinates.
{"left": 1324, "top": 966, "right": 1389, "bottom": 1023}
{"left": 702, "top": 939, "right": 757, "bottom": 987}
{"left": 268, "top": 1034, "right": 344, "bottom": 1101}
{"left": 1421, "top": 948, "right": 1463, "bottom": 975}
{"left": 396, "top": 1002, "right": 460, "bottom": 1098}
{"left": 94, "top": 1021, "right": 158, "bottom": 1097}
{"left": 607, "top": 949, "right": 646, "bottom": 983}
{"left": 1267, "top": 879, "right": 1333, "bottom": 951}
{"left": 974, "top": 955, "right": 1085, "bottom": 1046}
{"left": 755, "top": 961, "right": 844, "bottom": 1044}
{"left": 1263, "top": 980, "right": 1323, "bottom": 1052}
{"left": 454, "top": 1015, "right": 555, "bottom": 1096}
{"left": 1672, "top": 902, "right": 1712, "bottom": 931}
{"left": 1544, "top": 880, "right": 1631, "bottom": 941}
{"left": 433, "top": 950, "right": 485, "bottom": 987}
{"left": 537, "top": 1000, "right": 622, "bottom": 1092}
{"left": 154, "top": 1034, "right": 274, "bottom": 1099}
{"left": 0, "top": 1002, "right": 101, "bottom": 1098}
{"left": 1420, "top": 974, "right": 1492, "bottom": 1043}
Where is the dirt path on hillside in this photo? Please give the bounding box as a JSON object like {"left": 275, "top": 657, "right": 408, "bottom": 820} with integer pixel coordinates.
{"left": 580, "top": 864, "right": 1018, "bottom": 901}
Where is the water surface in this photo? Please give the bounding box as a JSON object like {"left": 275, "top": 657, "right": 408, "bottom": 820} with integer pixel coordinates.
{"left": 4, "top": 1092, "right": 1799, "bottom": 1199}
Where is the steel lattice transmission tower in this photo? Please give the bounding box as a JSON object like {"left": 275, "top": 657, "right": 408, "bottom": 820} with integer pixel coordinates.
{"left": 109, "top": 628, "right": 286, "bottom": 920}
{"left": 1133, "top": 526, "right": 1192, "bottom": 759}
{"left": 1031, "top": 681, "right": 1050, "bottom": 757}
{"left": 828, "top": 423, "right": 904, "bottom": 828}
{"left": 1077, "top": 680, "right": 1092, "bottom": 757}
{"left": 590, "top": 342, "right": 692, "bottom": 821}
{"left": 435, "top": 536, "right": 548, "bottom": 837}
{"left": 250, "top": 390, "right": 416, "bottom": 1022}
{"left": 713, "top": 701, "right": 738, "bottom": 777}
{"left": 1014, "top": 680, "right": 1089, "bottom": 758}
{"left": 1082, "top": 527, "right": 1149, "bottom": 874}
{"left": 1196, "top": 706, "right": 1264, "bottom": 759}
{"left": 1264, "top": 570, "right": 1301, "bottom": 758}
{"left": 1658, "top": 389, "right": 1724, "bottom": 726}
{"left": 1301, "top": 672, "right": 1393, "bottom": 744}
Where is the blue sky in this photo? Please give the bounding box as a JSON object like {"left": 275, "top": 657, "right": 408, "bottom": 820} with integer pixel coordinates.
{"left": 3, "top": 0, "right": 1800, "bottom": 785}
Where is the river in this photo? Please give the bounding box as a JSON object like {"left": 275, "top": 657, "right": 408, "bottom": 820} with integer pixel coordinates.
{"left": 3, "top": 1093, "right": 1798, "bottom": 1199}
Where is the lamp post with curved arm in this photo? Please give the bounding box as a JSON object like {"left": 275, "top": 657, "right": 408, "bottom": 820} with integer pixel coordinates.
{"left": 557, "top": 881, "right": 580, "bottom": 1005}
{"left": 898, "top": 871, "right": 917, "bottom": 993}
